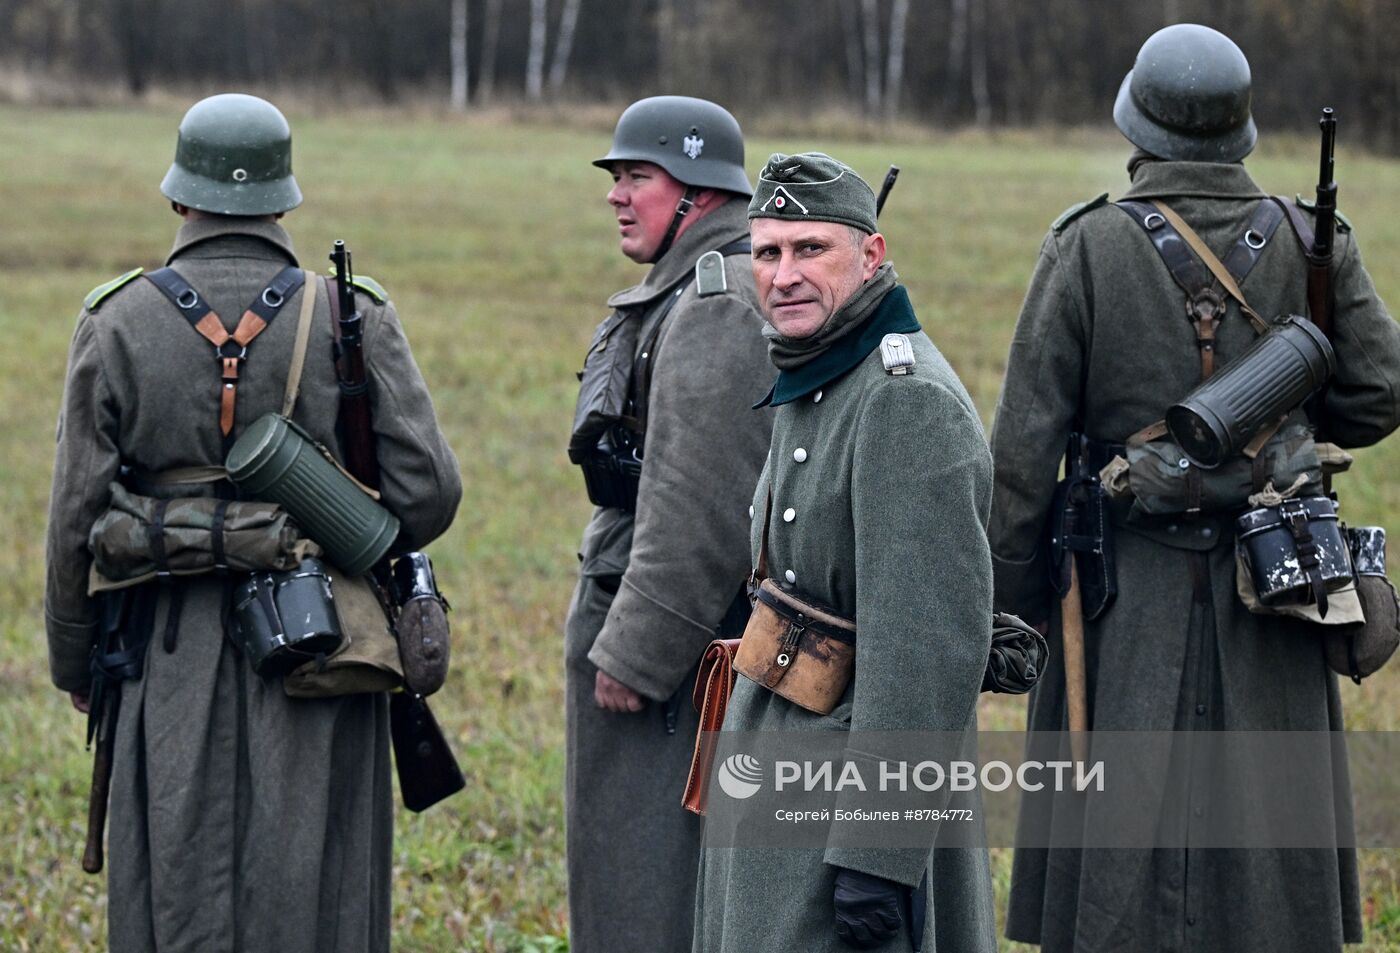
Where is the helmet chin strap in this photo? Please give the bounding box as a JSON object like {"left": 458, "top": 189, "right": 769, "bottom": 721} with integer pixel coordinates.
{"left": 648, "top": 186, "right": 699, "bottom": 263}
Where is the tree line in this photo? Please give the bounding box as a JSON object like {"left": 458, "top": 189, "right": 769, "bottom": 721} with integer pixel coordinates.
{"left": 2, "top": 0, "right": 1397, "bottom": 152}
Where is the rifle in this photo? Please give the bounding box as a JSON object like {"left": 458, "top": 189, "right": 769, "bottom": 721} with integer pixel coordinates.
{"left": 875, "top": 165, "right": 900, "bottom": 218}
{"left": 330, "top": 241, "right": 465, "bottom": 813}
{"left": 1308, "top": 108, "right": 1338, "bottom": 338}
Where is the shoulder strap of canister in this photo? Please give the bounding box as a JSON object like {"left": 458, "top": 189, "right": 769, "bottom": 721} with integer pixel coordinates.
{"left": 145, "top": 265, "right": 305, "bottom": 443}
{"left": 281, "top": 272, "right": 321, "bottom": 419}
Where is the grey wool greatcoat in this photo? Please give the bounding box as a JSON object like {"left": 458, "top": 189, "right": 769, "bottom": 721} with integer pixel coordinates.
{"left": 991, "top": 161, "right": 1400, "bottom": 953}
{"left": 564, "top": 200, "right": 774, "bottom": 953}
{"left": 45, "top": 218, "right": 462, "bottom": 953}
{"left": 693, "top": 284, "right": 999, "bottom": 953}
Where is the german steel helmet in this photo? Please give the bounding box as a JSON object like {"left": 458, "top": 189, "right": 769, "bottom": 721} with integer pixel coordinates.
{"left": 593, "top": 95, "right": 752, "bottom": 196}
{"left": 1113, "top": 24, "right": 1257, "bottom": 163}
{"left": 161, "top": 93, "right": 303, "bottom": 215}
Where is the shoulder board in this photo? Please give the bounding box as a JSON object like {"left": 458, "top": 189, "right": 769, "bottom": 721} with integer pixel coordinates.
{"left": 879, "top": 333, "right": 915, "bottom": 376}
{"left": 1293, "top": 195, "right": 1352, "bottom": 232}
{"left": 1052, "top": 192, "right": 1110, "bottom": 232}
{"left": 324, "top": 269, "right": 388, "bottom": 303}
{"left": 695, "top": 250, "right": 729, "bottom": 297}
{"left": 83, "top": 267, "right": 144, "bottom": 311}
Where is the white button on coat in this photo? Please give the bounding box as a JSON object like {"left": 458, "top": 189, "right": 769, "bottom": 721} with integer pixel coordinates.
{"left": 784, "top": 569, "right": 796, "bottom": 584}
{"left": 783, "top": 508, "right": 796, "bottom": 522}
{"left": 813, "top": 389, "right": 824, "bottom": 403}
{"left": 748, "top": 504, "right": 754, "bottom": 518}
{"left": 793, "top": 448, "right": 808, "bottom": 463}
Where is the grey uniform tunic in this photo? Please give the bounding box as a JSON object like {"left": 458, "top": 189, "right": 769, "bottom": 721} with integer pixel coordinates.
{"left": 564, "top": 201, "right": 774, "bottom": 953}
{"left": 45, "top": 218, "right": 462, "bottom": 953}
{"left": 693, "top": 287, "right": 999, "bottom": 953}
{"left": 990, "top": 161, "right": 1400, "bottom": 952}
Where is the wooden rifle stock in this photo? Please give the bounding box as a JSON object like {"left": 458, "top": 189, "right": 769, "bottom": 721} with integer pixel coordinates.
{"left": 329, "top": 240, "right": 465, "bottom": 813}
{"left": 81, "top": 687, "right": 120, "bottom": 874}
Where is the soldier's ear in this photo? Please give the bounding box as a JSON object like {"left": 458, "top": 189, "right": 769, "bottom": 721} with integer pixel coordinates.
{"left": 692, "top": 188, "right": 724, "bottom": 212}
{"left": 860, "top": 232, "right": 886, "bottom": 279}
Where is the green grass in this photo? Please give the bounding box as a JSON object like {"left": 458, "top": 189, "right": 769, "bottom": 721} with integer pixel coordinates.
{"left": 1, "top": 103, "right": 1398, "bottom": 951}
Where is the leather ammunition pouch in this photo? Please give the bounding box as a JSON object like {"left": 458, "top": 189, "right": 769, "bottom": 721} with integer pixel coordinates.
{"left": 1324, "top": 527, "right": 1400, "bottom": 683}
{"left": 1236, "top": 497, "right": 1356, "bottom": 620}
{"left": 682, "top": 637, "right": 743, "bottom": 816}
{"left": 733, "top": 578, "right": 856, "bottom": 716}
{"left": 87, "top": 483, "right": 320, "bottom": 592}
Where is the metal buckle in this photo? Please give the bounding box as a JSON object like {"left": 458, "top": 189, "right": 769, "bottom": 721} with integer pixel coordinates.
{"left": 262, "top": 287, "right": 285, "bottom": 308}
{"left": 1244, "top": 229, "right": 1267, "bottom": 250}
{"left": 1143, "top": 212, "right": 1166, "bottom": 230}
{"left": 176, "top": 289, "right": 199, "bottom": 309}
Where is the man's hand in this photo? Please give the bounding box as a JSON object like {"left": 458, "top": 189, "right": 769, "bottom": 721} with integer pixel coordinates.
{"left": 594, "top": 670, "right": 645, "bottom": 713}
{"left": 833, "top": 867, "right": 904, "bottom": 949}
{"left": 70, "top": 691, "right": 91, "bottom": 714}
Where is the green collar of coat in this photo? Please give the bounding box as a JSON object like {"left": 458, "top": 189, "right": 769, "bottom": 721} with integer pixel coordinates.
{"left": 755, "top": 284, "right": 921, "bottom": 407}
{"left": 1122, "top": 160, "right": 1267, "bottom": 202}
{"left": 166, "top": 218, "right": 299, "bottom": 266}
{"left": 606, "top": 201, "right": 749, "bottom": 310}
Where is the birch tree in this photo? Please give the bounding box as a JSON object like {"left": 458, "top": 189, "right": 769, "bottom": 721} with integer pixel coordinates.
{"left": 477, "top": 0, "right": 503, "bottom": 102}
{"left": 883, "top": 0, "right": 909, "bottom": 118}
{"left": 861, "top": 0, "right": 881, "bottom": 112}
{"left": 450, "top": 0, "right": 467, "bottom": 111}
{"left": 525, "top": 0, "right": 547, "bottom": 102}
{"left": 548, "top": 0, "right": 582, "bottom": 93}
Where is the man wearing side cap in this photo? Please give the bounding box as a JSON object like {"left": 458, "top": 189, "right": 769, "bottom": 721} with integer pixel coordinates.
{"left": 692, "top": 152, "right": 997, "bottom": 952}
{"left": 45, "top": 94, "right": 460, "bottom": 951}
{"left": 564, "top": 96, "right": 772, "bottom": 952}
{"left": 990, "top": 25, "right": 1400, "bottom": 952}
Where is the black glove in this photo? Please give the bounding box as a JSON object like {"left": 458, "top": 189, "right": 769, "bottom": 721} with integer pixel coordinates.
{"left": 833, "top": 866, "right": 904, "bottom": 949}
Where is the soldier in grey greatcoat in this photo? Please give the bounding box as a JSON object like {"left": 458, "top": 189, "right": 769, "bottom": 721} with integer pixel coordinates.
{"left": 563, "top": 96, "right": 774, "bottom": 953}
{"left": 692, "top": 152, "right": 998, "bottom": 953}
{"left": 45, "top": 94, "right": 461, "bottom": 952}
{"left": 991, "top": 26, "right": 1400, "bottom": 953}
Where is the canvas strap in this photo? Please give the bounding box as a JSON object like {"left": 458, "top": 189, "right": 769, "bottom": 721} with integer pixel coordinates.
{"left": 281, "top": 272, "right": 321, "bottom": 418}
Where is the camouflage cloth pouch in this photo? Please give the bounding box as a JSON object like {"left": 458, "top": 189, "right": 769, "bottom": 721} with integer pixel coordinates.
{"left": 1103, "top": 421, "right": 1324, "bottom": 517}
{"left": 87, "top": 483, "right": 320, "bottom": 592}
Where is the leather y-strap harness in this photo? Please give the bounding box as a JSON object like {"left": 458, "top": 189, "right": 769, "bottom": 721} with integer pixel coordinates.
{"left": 1117, "top": 197, "right": 1282, "bottom": 378}
{"left": 145, "top": 265, "right": 305, "bottom": 444}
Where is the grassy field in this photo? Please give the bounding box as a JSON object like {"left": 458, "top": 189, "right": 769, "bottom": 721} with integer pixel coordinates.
{"left": 1, "top": 102, "right": 1398, "bottom": 951}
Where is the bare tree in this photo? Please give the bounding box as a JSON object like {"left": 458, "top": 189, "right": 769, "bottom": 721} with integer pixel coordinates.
{"left": 884, "top": 0, "right": 909, "bottom": 118}
{"left": 945, "top": 0, "right": 969, "bottom": 119}
{"left": 548, "top": 0, "right": 582, "bottom": 93}
{"left": 477, "top": 0, "right": 503, "bottom": 103}
{"left": 525, "top": 0, "right": 547, "bottom": 102}
{"left": 837, "top": 0, "right": 864, "bottom": 105}
{"left": 970, "top": 0, "right": 991, "bottom": 127}
{"left": 450, "top": 0, "right": 468, "bottom": 111}
{"left": 657, "top": 0, "right": 676, "bottom": 90}
{"left": 861, "top": 0, "right": 881, "bottom": 112}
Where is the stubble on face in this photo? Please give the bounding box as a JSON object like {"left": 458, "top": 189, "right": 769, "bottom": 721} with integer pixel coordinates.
{"left": 750, "top": 219, "right": 882, "bottom": 339}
